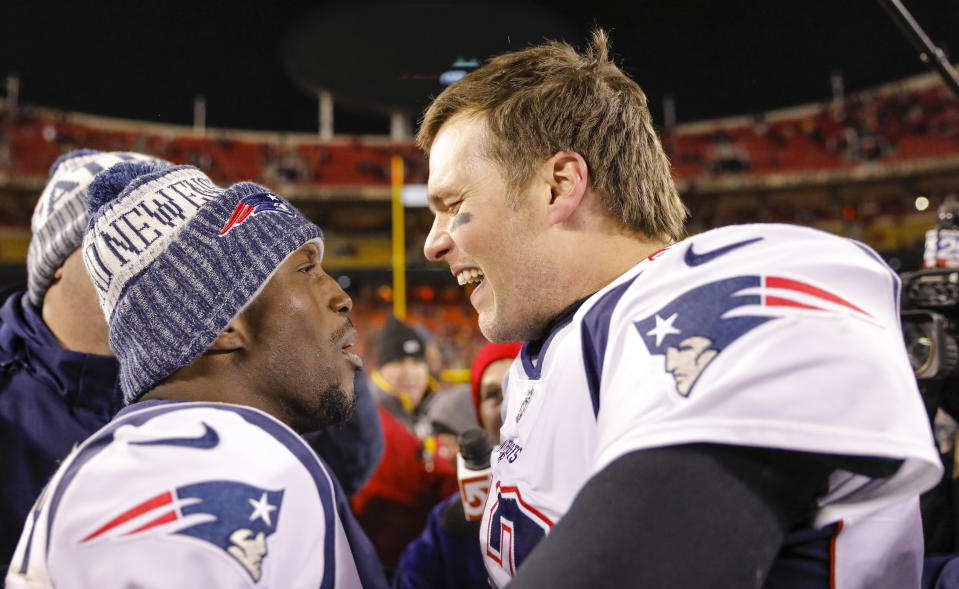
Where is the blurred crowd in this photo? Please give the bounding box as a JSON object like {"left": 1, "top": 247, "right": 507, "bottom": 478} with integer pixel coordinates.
{"left": 0, "top": 106, "right": 429, "bottom": 192}
{"left": 665, "top": 78, "right": 959, "bottom": 180}
{"left": 2, "top": 71, "right": 958, "bottom": 202}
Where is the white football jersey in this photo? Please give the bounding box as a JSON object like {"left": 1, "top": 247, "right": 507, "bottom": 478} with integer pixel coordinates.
{"left": 480, "top": 223, "right": 943, "bottom": 589}
{"left": 5, "top": 400, "right": 386, "bottom": 589}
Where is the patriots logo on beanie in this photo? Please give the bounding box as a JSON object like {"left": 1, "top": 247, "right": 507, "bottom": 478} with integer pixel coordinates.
{"left": 219, "top": 192, "right": 293, "bottom": 236}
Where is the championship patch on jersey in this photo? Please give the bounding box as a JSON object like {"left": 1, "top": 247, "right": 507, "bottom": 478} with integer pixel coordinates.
{"left": 80, "top": 480, "right": 284, "bottom": 581}
{"left": 219, "top": 192, "right": 293, "bottom": 236}
{"left": 634, "top": 275, "right": 872, "bottom": 397}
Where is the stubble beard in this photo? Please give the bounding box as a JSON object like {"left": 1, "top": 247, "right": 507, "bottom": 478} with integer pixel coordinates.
{"left": 313, "top": 376, "right": 357, "bottom": 427}
{"left": 478, "top": 269, "right": 556, "bottom": 344}
{"left": 479, "top": 303, "right": 550, "bottom": 343}
{"left": 313, "top": 319, "right": 359, "bottom": 426}
{"left": 266, "top": 341, "right": 358, "bottom": 431}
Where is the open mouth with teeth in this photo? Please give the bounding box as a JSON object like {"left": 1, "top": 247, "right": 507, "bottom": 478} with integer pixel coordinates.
{"left": 456, "top": 268, "right": 485, "bottom": 286}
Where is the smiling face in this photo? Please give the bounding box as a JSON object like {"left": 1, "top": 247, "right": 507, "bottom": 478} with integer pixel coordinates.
{"left": 239, "top": 242, "right": 360, "bottom": 432}
{"left": 423, "top": 114, "right": 560, "bottom": 342}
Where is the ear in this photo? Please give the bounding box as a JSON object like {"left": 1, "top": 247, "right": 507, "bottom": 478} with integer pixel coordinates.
{"left": 52, "top": 265, "right": 65, "bottom": 283}
{"left": 544, "top": 151, "right": 589, "bottom": 226}
{"left": 207, "top": 319, "right": 246, "bottom": 353}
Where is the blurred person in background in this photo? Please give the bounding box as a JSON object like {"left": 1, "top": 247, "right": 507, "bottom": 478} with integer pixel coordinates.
{"left": 469, "top": 342, "right": 522, "bottom": 447}
{"left": 351, "top": 316, "right": 457, "bottom": 572}
{"left": 426, "top": 384, "right": 476, "bottom": 462}
{"left": 414, "top": 325, "right": 444, "bottom": 392}
{"left": 6, "top": 161, "right": 386, "bottom": 588}
{"left": 370, "top": 316, "right": 435, "bottom": 437}
{"left": 0, "top": 150, "right": 165, "bottom": 573}
{"left": 394, "top": 341, "right": 521, "bottom": 589}
{"left": 417, "top": 323, "right": 478, "bottom": 462}
{"left": 420, "top": 30, "right": 942, "bottom": 588}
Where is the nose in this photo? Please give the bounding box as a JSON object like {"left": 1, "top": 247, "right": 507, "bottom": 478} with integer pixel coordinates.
{"left": 664, "top": 347, "right": 678, "bottom": 371}
{"left": 327, "top": 275, "right": 353, "bottom": 314}
{"left": 424, "top": 215, "right": 453, "bottom": 262}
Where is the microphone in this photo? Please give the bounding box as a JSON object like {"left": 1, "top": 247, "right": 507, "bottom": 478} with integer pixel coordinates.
{"left": 457, "top": 428, "right": 493, "bottom": 521}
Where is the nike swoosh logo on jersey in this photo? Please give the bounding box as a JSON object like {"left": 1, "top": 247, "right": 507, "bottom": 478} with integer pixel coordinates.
{"left": 129, "top": 422, "right": 220, "bottom": 449}
{"left": 684, "top": 237, "right": 763, "bottom": 266}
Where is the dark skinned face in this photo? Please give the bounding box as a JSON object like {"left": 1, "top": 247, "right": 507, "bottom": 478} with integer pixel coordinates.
{"left": 240, "top": 242, "right": 361, "bottom": 432}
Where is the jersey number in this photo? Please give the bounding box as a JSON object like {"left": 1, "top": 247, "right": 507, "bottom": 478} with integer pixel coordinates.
{"left": 485, "top": 483, "right": 553, "bottom": 576}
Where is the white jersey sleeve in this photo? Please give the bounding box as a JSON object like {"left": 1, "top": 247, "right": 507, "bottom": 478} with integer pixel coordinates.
{"left": 6, "top": 401, "right": 370, "bottom": 589}
{"left": 585, "top": 224, "right": 942, "bottom": 502}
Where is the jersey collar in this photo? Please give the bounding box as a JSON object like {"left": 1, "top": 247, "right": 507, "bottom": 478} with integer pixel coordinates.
{"left": 519, "top": 294, "right": 591, "bottom": 380}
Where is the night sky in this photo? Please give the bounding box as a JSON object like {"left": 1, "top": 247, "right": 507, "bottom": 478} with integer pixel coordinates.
{"left": 1, "top": 1, "right": 957, "bottom": 134}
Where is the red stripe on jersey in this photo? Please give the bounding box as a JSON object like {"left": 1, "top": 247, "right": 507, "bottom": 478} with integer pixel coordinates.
{"left": 767, "top": 276, "right": 871, "bottom": 318}
{"left": 829, "top": 520, "right": 844, "bottom": 589}
{"left": 765, "top": 296, "right": 825, "bottom": 312}
{"left": 123, "top": 510, "right": 178, "bottom": 536}
{"left": 647, "top": 247, "right": 670, "bottom": 261}
{"left": 81, "top": 491, "right": 173, "bottom": 542}
{"left": 499, "top": 485, "right": 555, "bottom": 528}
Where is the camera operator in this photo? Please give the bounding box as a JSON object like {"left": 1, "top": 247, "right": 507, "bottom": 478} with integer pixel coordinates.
{"left": 904, "top": 198, "right": 959, "bottom": 570}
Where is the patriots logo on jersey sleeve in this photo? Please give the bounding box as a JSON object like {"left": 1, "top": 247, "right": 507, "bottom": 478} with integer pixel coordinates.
{"left": 80, "top": 480, "right": 284, "bottom": 581}
{"left": 634, "top": 275, "right": 872, "bottom": 397}
{"left": 219, "top": 192, "right": 293, "bottom": 236}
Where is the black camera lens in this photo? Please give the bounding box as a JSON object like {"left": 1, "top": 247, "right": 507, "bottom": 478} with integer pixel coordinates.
{"left": 904, "top": 321, "right": 934, "bottom": 375}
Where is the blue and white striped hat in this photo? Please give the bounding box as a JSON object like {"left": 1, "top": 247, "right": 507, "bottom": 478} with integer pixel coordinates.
{"left": 26, "top": 150, "right": 168, "bottom": 307}
{"left": 82, "top": 162, "right": 324, "bottom": 404}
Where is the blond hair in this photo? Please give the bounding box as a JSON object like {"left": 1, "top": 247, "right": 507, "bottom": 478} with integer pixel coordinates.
{"left": 418, "top": 29, "right": 687, "bottom": 242}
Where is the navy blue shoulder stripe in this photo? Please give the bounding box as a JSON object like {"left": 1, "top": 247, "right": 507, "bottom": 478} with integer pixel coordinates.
{"left": 581, "top": 275, "right": 640, "bottom": 418}
{"left": 43, "top": 401, "right": 343, "bottom": 589}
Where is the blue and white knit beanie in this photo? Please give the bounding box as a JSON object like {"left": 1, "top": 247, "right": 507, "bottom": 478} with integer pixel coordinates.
{"left": 82, "top": 162, "right": 324, "bottom": 404}
{"left": 26, "top": 149, "right": 169, "bottom": 307}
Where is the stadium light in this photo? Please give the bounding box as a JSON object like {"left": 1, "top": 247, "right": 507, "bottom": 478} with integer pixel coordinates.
{"left": 401, "top": 184, "right": 429, "bottom": 207}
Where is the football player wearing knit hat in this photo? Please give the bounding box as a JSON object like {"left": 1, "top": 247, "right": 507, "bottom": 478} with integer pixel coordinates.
{"left": 6, "top": 162, "right": 387, "bottom": 588}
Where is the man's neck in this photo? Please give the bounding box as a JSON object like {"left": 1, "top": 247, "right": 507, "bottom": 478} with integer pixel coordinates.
{"left": 42, "top": 296, "right": 113, "bottom": 356}
{"left": 141, "top": 362, "right": 302, "bottom": 432}
{"left": 550, "top": 229, "right": 666, "bottom": 310}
